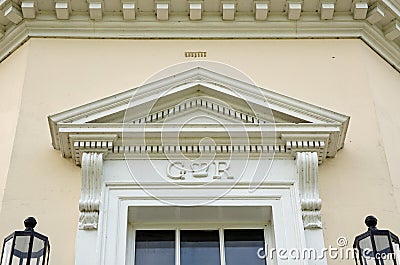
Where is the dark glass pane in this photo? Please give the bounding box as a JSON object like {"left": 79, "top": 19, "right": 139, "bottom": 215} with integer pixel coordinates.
{"left": 135, "top": 230, "right": 175, "bottom": 265}
{"left": 374, "top": 235, "right": 396, "bottom": 265}
{"left": 224, "top": 229, "right": 266, "bottom": 265}
{"left": 180, "top": 230, "right": 220, "bottom": 265}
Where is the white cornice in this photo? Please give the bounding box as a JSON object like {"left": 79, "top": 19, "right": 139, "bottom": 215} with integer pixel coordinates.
{"left": 0, "top": 0, "right": 398, "bottom": 71}
{"left": 0, "top": 17, "right": 399, "bottom": 71}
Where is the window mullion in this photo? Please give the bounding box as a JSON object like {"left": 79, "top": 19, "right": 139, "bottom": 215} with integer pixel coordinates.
{"left": 219, "top": 228, "right": 226, "bottom": 265}
{"left": 176, "top": 229, "right": 180, "bottom": 265}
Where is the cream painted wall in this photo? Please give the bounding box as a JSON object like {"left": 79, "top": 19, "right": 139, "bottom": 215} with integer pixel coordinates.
{"left": 0, "top": 38, "right": 400, "bottom": 265}
{"left": 0, "top": 43, "right": 29, "bottom": 213}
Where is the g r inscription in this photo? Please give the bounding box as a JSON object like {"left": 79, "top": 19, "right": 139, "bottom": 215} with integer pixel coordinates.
{"left": 167, "top": 161, "right": 233, "bottom": 180}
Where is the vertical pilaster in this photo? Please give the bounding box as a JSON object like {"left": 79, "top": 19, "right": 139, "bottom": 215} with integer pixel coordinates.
{"left": 297, "top": 152, "right": 327, "bottom": 265}
{"left": 79, "top": 152, "right": 103, "bottom": 230}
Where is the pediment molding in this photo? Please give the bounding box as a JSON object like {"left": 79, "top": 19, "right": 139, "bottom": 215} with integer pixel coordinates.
{"left": 126, "top": 97, "right": 272, "bottom": 125}
{"left": 48, "top": 67, "right": 349, "bottom": 165}
{"left": 49, "top": 67, "right": 347, "bottom": 125}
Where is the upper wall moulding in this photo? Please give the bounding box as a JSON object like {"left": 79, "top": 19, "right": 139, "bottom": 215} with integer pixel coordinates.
{"left": 0, "top": 0, "right": 400, "bottom": 71}
{"left": 48, "top": 67, "right": 349, "bottom": 166}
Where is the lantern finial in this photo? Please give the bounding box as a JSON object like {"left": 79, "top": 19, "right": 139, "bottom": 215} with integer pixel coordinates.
{"left": 365, "top": 215, "right": 377, "bottom": 230}
{"left": 24, "top": 217, "right": 37, "bottom": 231}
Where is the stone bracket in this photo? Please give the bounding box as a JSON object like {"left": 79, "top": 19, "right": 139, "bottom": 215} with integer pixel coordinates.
{"left": 296, "top": 151, "right": 322, "bottom": 229}
{"left": 79, "top": 152, "right": 103, "bottom": 230}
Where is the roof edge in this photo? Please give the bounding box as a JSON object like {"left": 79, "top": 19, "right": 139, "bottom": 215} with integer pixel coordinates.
{"left": 1, "top": 16, "right": 400, "bottom": 72}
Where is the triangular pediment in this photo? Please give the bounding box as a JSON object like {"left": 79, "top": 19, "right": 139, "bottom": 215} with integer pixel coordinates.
{"left": 137, "top": 100, "right": 261, "bottom": 125}
{"left": 48, "top": 67, "right": 349, "bottom": 165}
{"left": 102, "top": 95, "right": 305, "bottom": 125}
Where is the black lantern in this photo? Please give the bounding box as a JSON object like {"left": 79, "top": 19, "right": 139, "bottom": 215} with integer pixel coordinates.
{"left": 353, "top": 215, "right": 399, "bottom": 265}
{"left": 0, "top": 217, "right": 50, "bottom": 265}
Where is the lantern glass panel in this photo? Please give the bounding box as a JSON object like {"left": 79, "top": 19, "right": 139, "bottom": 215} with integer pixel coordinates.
{"left": 374, "top": 235, "right": 396, "bottom": 265}
{"left": 1, "top": 238, "right": 13, "bottom": 265}
{"left": 28, "top": 238, "right": 45, "bottom": 265}
{"left": 359, "top": 237, "right": 376, "bottom": 265}
{"left": 12, "top": 236, "right": 31, "bottom": 264}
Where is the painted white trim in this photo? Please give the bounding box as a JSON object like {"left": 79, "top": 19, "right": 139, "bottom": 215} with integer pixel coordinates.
{"left": 93, "top": 182, "right": 308, "bottom": 265}
{"left": 48, "top": 67, "right": 349, "bottom": 165}
{"left": 72, "top": 157, "right": 331, "bottom": 265}
{"left": 176, "top": 229, "right": 180, "bottom": 265}
{"left": 49, "top": 68, "right": 349, "bottom": 125}
{"left": 79, "top": 152, "right": 103, "bottom": 230}
{"left": 297, "top": 152, "right": 322, "bottom": 229}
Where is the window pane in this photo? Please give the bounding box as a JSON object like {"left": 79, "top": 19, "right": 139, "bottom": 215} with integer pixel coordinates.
{"left": 224, "top": 229, "right": 266, "bottom": 265}
{"left": 180, "top": 230, "right": 220, "bottom": 265}
{"left": 135, "top": 230, "right": 175, "bottom": 265}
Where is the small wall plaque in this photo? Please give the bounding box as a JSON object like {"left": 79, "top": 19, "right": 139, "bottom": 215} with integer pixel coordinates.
{"left": 185, "top": 51, "right": 207, "bottom": 58}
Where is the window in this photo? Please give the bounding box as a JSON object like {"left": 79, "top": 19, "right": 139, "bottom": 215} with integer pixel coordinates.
{"left": 135, "top": 230, "right": 175, "bottom": 265}
{"left": 224, "top": 229, "right": 266, "bottom": 265}
{"left": 99, "top": 180, "right": 306, "bottom": 265}
{"left": 180, "top": 230, "right": 220, "bottom": 265}
{"left": 126, "top": 205, "right": 273, "bottom": 265}
{"left": 134, "top": 229, "right": 267, "bottom": 265}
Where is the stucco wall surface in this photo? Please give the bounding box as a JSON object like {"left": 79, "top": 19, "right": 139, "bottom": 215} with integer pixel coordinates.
{"left": 0, "top": 43, "right": 29, "bottom": 213}
{"left": 0, "top": 38, "right": 399, "bottom": 265}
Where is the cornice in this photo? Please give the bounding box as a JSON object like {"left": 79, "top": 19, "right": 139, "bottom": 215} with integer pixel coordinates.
{"left": 0, "top": 0, "right": 399, "bottom": 71}
{"left": 0, "top": 17, "right": 399, "bottom": 70}
{"left": 63, "top": 130, "right": 332, "bottom": 165}
{"left": 58, "top": 123, "right": 339, "bottom": 164}
{"left": 361, "top": 23, "right": 400, "bottom": 69}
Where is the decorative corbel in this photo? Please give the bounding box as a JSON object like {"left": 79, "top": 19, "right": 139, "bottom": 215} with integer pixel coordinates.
{"left": 296, "top": 152, "right": 322, "bottom": 229}
{"left": 79, "top": 152, "right": 103, "bottom": 230}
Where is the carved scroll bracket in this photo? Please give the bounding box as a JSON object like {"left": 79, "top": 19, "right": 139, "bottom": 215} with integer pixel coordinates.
{"left": 296, "top": 152, "right": 322, "bottom": 229}
{"left": 79, "top": 152, "right": 103, "bottom": 230}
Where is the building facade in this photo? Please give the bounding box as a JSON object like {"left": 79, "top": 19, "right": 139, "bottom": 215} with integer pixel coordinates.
{"left": 1, "top": 1, "right": 400, "bottom": 265}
